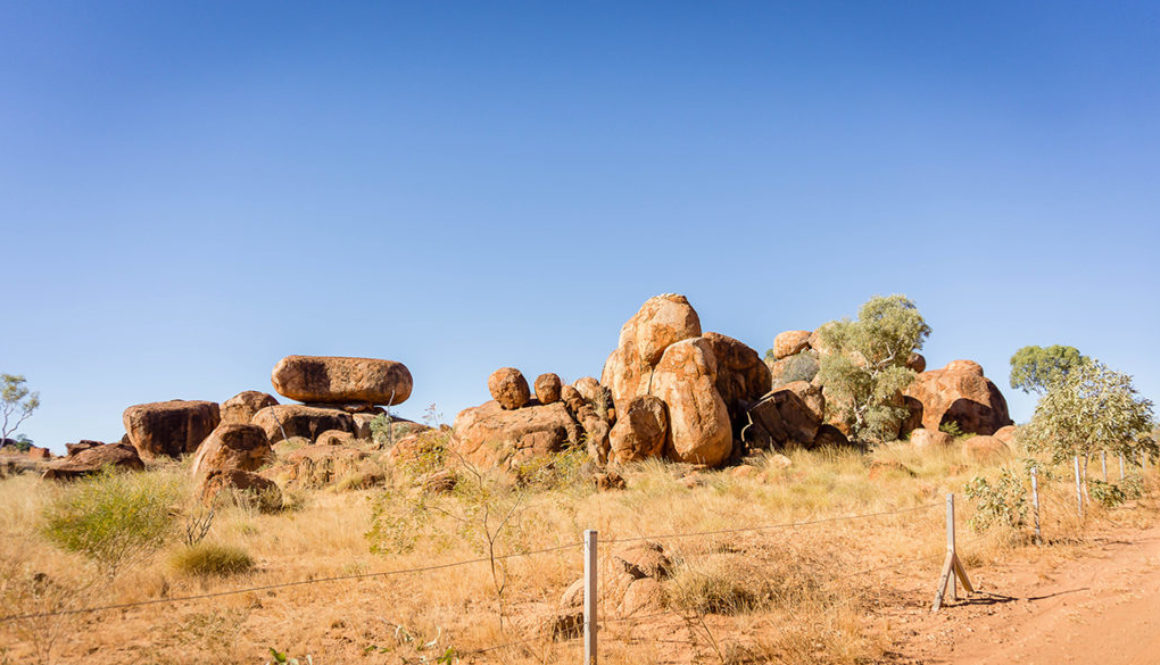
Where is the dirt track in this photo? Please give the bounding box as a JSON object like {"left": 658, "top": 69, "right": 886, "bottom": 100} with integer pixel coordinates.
{"left": 891, "top": 520, "right": 1160, "bottom": 664}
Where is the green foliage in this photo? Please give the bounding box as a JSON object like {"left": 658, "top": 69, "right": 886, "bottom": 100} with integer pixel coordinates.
{"left": 267, "top": 648, "right": 313, "bottom": 665}
{"left": 513, "top": 446, "right": 589, "bottom": 490}
{"left": 815, "top": 295, "right": 931, "bottom": 443}
{"left": 41, "top": 468, "right": 179, "bottom": 578}
{"left": 1022, "top": 359, "right": 1156, "bottom": 464}
{"left": 1, "top": 374, "right": 40, "bottom": 442}
{"left": 1088, "top": 476, "right": 1143, "bottom": 508}
{"left": 1009, "top": 345, "right": 1087, "bottom": 394}
{"left": 369, "top": 413, "right": 395, "bottom": 448}
{"left": 964, "top": 468, "right": 1028, "bottom": 531}
{"left": 170, "top": 541, "right": 254, "bottom": 577}
{"left": 939, "top": 420, "right": 964, "bottom": 438}
{"left": 9, "top": 434, "right": 33, "bottom": 452}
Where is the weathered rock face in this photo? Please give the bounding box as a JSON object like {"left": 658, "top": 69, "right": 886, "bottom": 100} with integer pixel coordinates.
{"left": 488, "top": 368, "right": 531, "bottom": 410}
{"left": 251, "top": 404, "right": 355, "bottom": 443}
{"left": 451, "top": 401, "right": 582, "bottom": 471}
{"left": 746, "top": 382, "right": 824, "bottom": 449}
{"left": 602, "top": 294, "right": 702, "bottom": 403}
{"left": 903, "top": 361, "right": 1013, "bottom": 436}
{"left": 220, "top": 391, "right": 278, "bottom": 425}
{"left": 702, "top": 332, "right": 772, "bottom": 429}
{"left": 773, "top": 330, "right": 812, "bottom": 360}
{"left": 42, "top": 443, "right": 145, "bottom": 480}
{"left": 200, "top": 469, "right": 281, "bottom": 511}
{"left": 648, "top": 338, "right": 732, "bottom": 466}
{"left": 123, "top": 400, "right": 221, "bottom": 459}
{"left": 316, "top": 429, "right": 355, "bottom": 447}
{"left": 609, "top": 395, "right": 669, "bottom": 463}
{"left": 190, "top": 424, "right": 272, "bottom": 478}
{"left": 814, "top": 424, "right": 850, "bottom": 448}
{"left": 534, "top": 373, "right": 562, "bottom": 405}
{"left": 962, "top": 434, "right": 1010, "bottom": 461}
{"left": 271, "top": 355, "right": 412, "bottom": 405}
{"left": 65, "top": 441, "right": 102, "bottom": 457}
{"left": 993, "top": 425, "right": 1019, "bottom": 447}
{"left": 910, "top": 428, "right": 953, "bottom": 450}
{"left": 767, "top": 350, "right": 820, "bottom": 388}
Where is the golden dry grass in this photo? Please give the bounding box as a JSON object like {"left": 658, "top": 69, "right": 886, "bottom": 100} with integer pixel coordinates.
{"left": 0, "top": 438, "right": 1155, "bottom": 665}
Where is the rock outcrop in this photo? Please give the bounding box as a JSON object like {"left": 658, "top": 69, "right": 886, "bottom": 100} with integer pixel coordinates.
{"left": 122, "top": 400, "right": 221, "bottom": 459}
{"left": 702, "top": 332, "right": 772, "bottom": 429}
{"left": 608, "top": 395, "right": 668, "bottom": 463}
{"left": 450, "top": 401, "right": 582, "bottom": 472}
{"left": 903, "top": 361, "right": 1013, "bottom": 436}
{"left": 190, "top": 424, "right": 273, "bottom": 478}
{"left": 220, "top": 391, "right": 279, "bottom": 425}
{"left": 488, "top": 368, "right": 531, "bottom": 410}
{"left": 200, "top": 469, "right": 282, "bottom": 511}
{"left": 271, "top": 355, "right": 412, "bottom": 405}
{"left": 962, "top": 434, "right": 1010, "bottom": 461}
{"left": 601, "top": 294, "right": 702, "bottom": 402}
{"left": 251, "top": 404, "right": 356, "bottom": 443}
{"left": 772, "top": 330, "right": 812, "bottom": 360}
{"left": 647, "top": 338, "right": 732, "bottom": 466}
{"left": 909, "top": 428, "right": 953, "bottom": 450}
{"left": 42, "top": 442, "right": 145, "bottom": 480}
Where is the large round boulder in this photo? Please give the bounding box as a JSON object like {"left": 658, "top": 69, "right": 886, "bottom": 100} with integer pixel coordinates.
{"left": 270, "top": 355, "right": 412, "bottom": 405}
{"left": 773, "top": 330, "right": 812, "bottom": 360}
{"left": 910, "top": 428, "right": 953, "bottom": 450}
{"left": 963, "top": 435, "right": 1010, "bottom": 461}
{"left": 220, "top": 390, "right": 278, "bottom": 425}
{"left": 602, "top": 294, "right": 702, "bottom": 404}
{"left": 191, "top": 423, "right": 273, "bottom": 477}
{"left": 609, "top": 395, "right": 668, "bottom": 464}
{"left": 647, "top": 337, "right": 732, "bottom": 467}
{"left": 534, "top": 373, "right": 563, "bottom": 405}
{"left": 702, "top": 332, "right": 772, "bottom": 430}
{"left": 488, "top": 367, "right": 531, "bottom": 410}
{"left": 123, "top": 400, "right": 221, "bottom": 459}
{"left": 903, "top": 361, "right": 1013, "bottom": 436}
{"left": 200, "top": 469, "right": 282, "bottom": 511}
{"left": 251, "top": 404, "right": 356, "bottom": 444}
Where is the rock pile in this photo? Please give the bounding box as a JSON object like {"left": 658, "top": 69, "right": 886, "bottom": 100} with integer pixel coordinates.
{"left": 902, "top": 360, "right": 1013, "bottom": 436}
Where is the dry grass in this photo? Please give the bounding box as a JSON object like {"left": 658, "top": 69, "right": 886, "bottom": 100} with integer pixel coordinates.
{"left": 0, "top": 439, "right": 1156, "bottom": 665}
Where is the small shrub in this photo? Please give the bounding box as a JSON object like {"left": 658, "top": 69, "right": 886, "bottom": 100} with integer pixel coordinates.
{"left": 366, "top": 486, "right": 428, "bottom": 554}
{"left": 964, "top": 468, "right": 1027, "bottom": 531}
{"left": 513, "top": 446, "right": 588, "bottom": 490}
{"left": 170, "top": 542, "right": 254, "bottom": 577}
{"left": 41, "top": 468, "right": 179, "bottom": 578}
{"left": 939, "top": 420, "right": 965, "bottom": 438}
{"left": 777, "top": 352, "right": 820, "bottom": 385}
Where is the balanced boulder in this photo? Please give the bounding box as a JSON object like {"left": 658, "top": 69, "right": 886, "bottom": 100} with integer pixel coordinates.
{"left": 602, "top": 294, "right": 702, "bottom": 403}
{"left": 251, "top": 404, "right": 355, "bottom": 443}
{"left": 190, "top": 423, "right": 273, "bottom": 478}
{"left": 123, "top": 400, "right": 221, "bottom": 459}
{"left": 773, "top": 330, "right": 812, "bottom": 360}
{"left": 271, "top": 355, "right": 412, "bottom": 405}
{"left": 220, "top": 390, "right": 278, "bottom": 425}
{"left": 647, "top": 337, "right": 732, "bottom": 466}
{"left": 535, "top": 373, "right": 563, "bottom": 405}
{"left": 488, "top": 368, "right": 531, "bottom": 410}
{"left": 903, "top": 361, "right": 1013, "bottom": 436}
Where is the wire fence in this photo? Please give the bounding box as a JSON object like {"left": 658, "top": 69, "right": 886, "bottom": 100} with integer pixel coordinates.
{"left": 1, "top": 500, "right": 957, "bottom": 663}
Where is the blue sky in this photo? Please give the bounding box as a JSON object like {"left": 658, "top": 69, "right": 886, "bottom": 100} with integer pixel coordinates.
{"left": 3, "top": 2, "right": 1157, "bottom": 451}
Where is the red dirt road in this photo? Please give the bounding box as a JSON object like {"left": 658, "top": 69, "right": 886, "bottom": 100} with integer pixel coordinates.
{"left": 890, "top": 521, "right": 1160, "bottom": 664}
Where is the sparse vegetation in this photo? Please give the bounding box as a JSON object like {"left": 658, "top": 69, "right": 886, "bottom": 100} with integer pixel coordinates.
{"left": 40, "top": 468, "right": 180, "bottom": 578}
{"left": 169, "top": 541, "right": 254, "bottom": 577}
{"left": 1, "top": 374, "right": 39, "bottom": 444}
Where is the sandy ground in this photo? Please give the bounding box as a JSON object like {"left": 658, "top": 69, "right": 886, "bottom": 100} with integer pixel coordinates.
{"left": 887, "top": 518, "right": 1160, "bottom": 665}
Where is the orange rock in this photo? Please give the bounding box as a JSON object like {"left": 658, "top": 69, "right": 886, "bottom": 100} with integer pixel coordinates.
{"left": 450, "top": 401, "right": 582, "bottom": 471}
{"left": 609, "top": 395, "right": 668, "bottom": 463}
{"left": 190, "top": 424, "right": 272, "bottom": 478}
{"left": 534, "top": 373, "right": 562, "bottom": 405}
{"left": 648, "top": 337, "right": 732, "bottom": 467}
{"left": 910, "top": 428, "right": 953, "bottom": 450}
{"left": 963, "top": 435, "right": 1010, "bottom": 461}
{"left": 271, "top": 355, "right": 412, "bottom": 405}
{"left": 488, "top": 367, "right": 531, "bottom": 410}
{"left": 603, "top": 294, "right": 702, "bottom": 403}
{"left": 907, "top": 353, "right": 927, "bottom": 373}
{"left": 122, "top": 400, "right": 220, "bottom": 459}
{"left": 773, "top": 330, "right": 812, "bottom": 359}
{"left": 903, "top": 361, "right": 1013, "bottom": 436}
{"left": 703, "top": 332, "right": 772, "bottom": 429}
{"left": 251, "top": 404, "right": 355, "bottom": 444}
{"left": 220, "top": 390, "right": 278, "bottom": 425}
{"left": 42, "top": 443, "right": 143, "bottom": 480}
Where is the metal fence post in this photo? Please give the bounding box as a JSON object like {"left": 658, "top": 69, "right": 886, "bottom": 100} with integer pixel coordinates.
{"left": 1030, "top": 466, "right": 1042, "bottom": 544}
{"left": 1119, "top": 453, "right": 1125, "bottom": 481}
{"left": 1074, "top": 456, "right": 1084, "bottom": 519}
{"left": 584, "top": 529, "right": 598, "bottom": 665}
{"left": 1101, "top": 451, "right": 1108, "bottom": 482}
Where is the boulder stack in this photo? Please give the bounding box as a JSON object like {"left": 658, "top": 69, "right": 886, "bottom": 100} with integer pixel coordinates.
{"left": 221, "top": 390, "right": 279, "bottom": 425}
{"left": 903, "top": 360, "right": 1013, "bottom": 436}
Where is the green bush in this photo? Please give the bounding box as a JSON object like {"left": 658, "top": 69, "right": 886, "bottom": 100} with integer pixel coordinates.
{"left": 939, "top": 420, "right": 964, "bottom": 438}
{"left": 41, "top": 468, "right": 179, "bottom": 578}
{"left": 776, "top": 352, "right": 819, "bottom": 385}
{"left": 170, "top": 541, "right": 254, "bottom": 577}
{"left": 964, "top": 468, "right": 1027, "bottom": 531}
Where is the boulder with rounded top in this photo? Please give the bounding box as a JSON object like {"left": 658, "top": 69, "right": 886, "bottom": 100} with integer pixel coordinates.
{"left": 609, "top": 395, "right": 668, "bottom": 463}
{"left": 648, "top": 337, "right": 732, "bottom": 467}
{"left": 190, "top": 423, "right": 272, "bottom": 478}
{"left": 221, "top": 391, "right": 278, "bottom": 425}
{"left": 702, "top": 332, "right": 772, "bottom": 430}
{"left": 251, "top": 404, "right": 355, "bottom": 444}
{"left": 123, "top": 400, "right": 221, "bottom": 459}
{"left": 534, "top": 373, "right": 563, "bottom": 405}
{"left": 773, "top": 330, "right": 812, "bottom": 359}
{"left": 271, "top": 355, "right": 412, "bottom": 405}
{"left": 488, "top": 367, "right": 531, "bottom": 410}
{"left": 903, "top": 361, "right": 1013, "bottom": 436}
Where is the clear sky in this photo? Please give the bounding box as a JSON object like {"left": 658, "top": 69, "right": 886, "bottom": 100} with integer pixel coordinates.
{"left": 3, "top": 1, "right": 1158, "bottom": 452}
